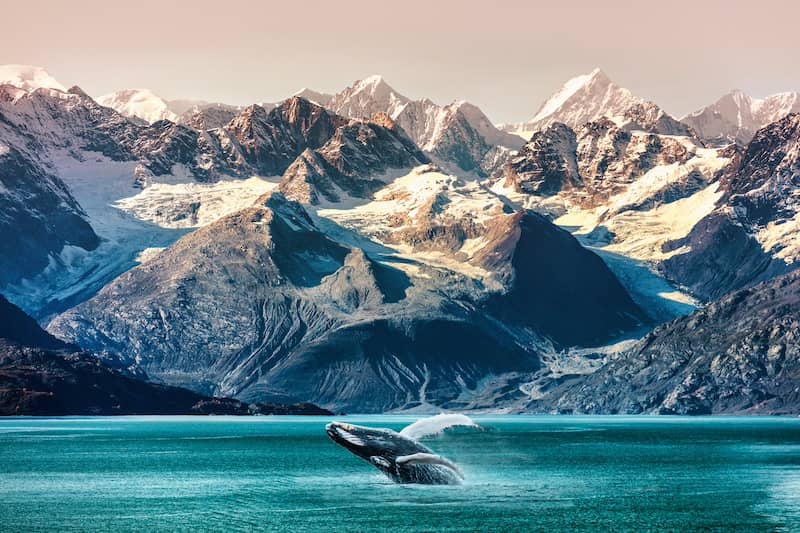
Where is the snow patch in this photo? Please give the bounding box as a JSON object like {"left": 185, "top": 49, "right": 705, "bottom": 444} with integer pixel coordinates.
{"left": 135, "top": 247, "right": 166, "bottom": 264}
{"left": 756, "top": 211, "right": 800, "bottom": 264}
{"left": 114, "top": 176, "right": 278, "bottom": 228}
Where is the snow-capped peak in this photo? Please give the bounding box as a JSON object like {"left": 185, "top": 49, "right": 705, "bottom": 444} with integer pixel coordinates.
{"left": 328, "top": 75, "right": 409, "bottom": 120}
{"left": 500, "top": 68, "right": 643, "bottom": 139}
{"left": 531, "top": 68, "right": 608, "bottom": 123}
{"left": 351, "top": 74, "right": 403, "bottom": 103}
{"left": 96, "top": 88, "right": 177, "bottom": 124}
{"left": 530, "top": 68, "right": 637, "bottom": 126}
{"left": 0, "top": 64, "right": 66, "bottom": 92}
{"left": 356, "top": 74, "right": 386, "bottom": 89}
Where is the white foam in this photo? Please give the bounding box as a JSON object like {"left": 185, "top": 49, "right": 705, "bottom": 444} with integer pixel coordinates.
{"left": 399, "top": 413, "right": 479, "bottom": 440}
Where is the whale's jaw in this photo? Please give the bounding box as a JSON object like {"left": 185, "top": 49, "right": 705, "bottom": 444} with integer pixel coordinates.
{"left": 325, "top": 421, "right": 463, "bottom": 485}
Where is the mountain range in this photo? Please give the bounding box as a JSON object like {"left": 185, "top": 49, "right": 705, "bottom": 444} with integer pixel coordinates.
{"left": 1, "top": 63, "right": 798, "bottom": 414}
{"left": 682, "top": 90, "right": 800, "bottom": 146}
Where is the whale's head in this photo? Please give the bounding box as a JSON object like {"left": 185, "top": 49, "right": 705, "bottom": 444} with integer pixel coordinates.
{"left": 325, "top": 421, "right": 411, "bottom": 463}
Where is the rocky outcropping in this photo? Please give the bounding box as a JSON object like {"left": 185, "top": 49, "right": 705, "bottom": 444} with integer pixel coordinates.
{"left": 502, "top": 118, "right": 696, "bottom": 205}
{"left": 531, "top": 269, "right": 800, "bottom": 415}
{"left": 176, "top": 103, "right": 239, "bottom": 130}
{"left": 278, "top": 114, "right": 428, "bottom": 204}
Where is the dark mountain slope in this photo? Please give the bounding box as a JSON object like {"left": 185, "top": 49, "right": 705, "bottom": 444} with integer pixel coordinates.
{"left": 0, "top": 145, "right": 99, "bottom": 287}
{"left": 0, "top": 294, "right": 331, "bottom": 416}
{"left": 532, "top": 270, "right": 800, "bottom": 415}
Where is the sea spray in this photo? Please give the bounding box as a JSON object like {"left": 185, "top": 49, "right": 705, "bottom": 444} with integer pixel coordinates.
{"left": 399, "top": 413, "right": 479, "bottom": 440}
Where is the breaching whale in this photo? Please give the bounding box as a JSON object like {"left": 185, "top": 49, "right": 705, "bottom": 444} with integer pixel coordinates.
{"left": 325, "top": 415, "right": 474, "bottom": 485}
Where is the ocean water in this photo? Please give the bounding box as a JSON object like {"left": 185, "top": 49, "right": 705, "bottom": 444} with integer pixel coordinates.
{"left": 1, "top": 416, "right": 799, "bottom": 532}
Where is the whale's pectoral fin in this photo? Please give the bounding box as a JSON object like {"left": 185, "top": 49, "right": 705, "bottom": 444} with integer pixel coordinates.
{"left": 395, "top": 453, "right": 464, "bottom": 478}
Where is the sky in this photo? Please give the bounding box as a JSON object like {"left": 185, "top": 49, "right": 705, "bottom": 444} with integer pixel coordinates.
{"left": 2, "top": 0, "right": 799, "bottom": 124}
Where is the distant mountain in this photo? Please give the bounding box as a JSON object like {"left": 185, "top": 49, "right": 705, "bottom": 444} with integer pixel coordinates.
{"left": 326, "top": 75, "right": 523, "bottom": 174}
{"left": 500, "top": 117, "right": 701, "bottom": 200}
{"left": 494, "top": 113, "right": 734, "bottom": 322}
{"left": 91, "top": 75, "right": 525, "bottom": 176}
{"left": 0, "top": 83, "right": 143, "bottom": 162}
{"left": 531, "top": 269, "right": 800, "bottom": 415}
{"left": 0, "top": 86, "right": 440, "bottom": 316}
{"left": 292, "top": 88, "right": 333, "bottom": 106}
{"left": 682, "top": 89, "right": 800, "bottom": 145}
{"left": 97, "top": 88, "right": 179, "bottom": 123}
{"left": 502, "top": 68, "right": 691, "bottom": 138}
{"left": 0, "top": 64, "right": 65, "bottom": 92}
{"left": 97, "top": 88, "right": 239, "bottom": 126}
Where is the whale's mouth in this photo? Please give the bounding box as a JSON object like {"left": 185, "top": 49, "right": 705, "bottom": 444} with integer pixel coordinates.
{"left": 326, "top": 422, "right": 366, "bottom": 449}
{"left": 325, "top": 422, "right": 337, "bottom": 439}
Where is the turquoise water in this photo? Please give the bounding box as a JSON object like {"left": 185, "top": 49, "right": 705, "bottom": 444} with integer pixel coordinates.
{"left": 1, "top": 416, "right": 799, "bottom": 532}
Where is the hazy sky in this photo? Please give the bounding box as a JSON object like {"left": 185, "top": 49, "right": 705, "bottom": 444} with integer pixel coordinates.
{"left": 3, "top": 0, "right": 799, "bottom": 123}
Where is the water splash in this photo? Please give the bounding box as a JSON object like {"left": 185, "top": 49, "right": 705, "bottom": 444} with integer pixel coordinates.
{"left": 399, "top": 414, "right": 479, "bottom": 440}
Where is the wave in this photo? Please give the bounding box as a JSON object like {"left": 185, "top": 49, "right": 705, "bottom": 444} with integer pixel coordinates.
{"left": 399, "top": 413, "right": 479, "bottom": 440}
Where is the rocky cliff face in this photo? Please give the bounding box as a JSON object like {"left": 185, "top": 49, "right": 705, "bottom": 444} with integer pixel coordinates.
{"left": 502, "top": 118, "right": 696, "bottom": 205}
{"left": 0, "top": 144, "right": 99, "bottom": 288}
{"left": 0, "top": 294, "right": 333, "bottom": 416}
{"left": 0, "top": 85, "right": 141, "bottom": 162}
{"left": 278, "top": 114, "right": 428, "bottom": 204}
{"left": 176, "top": 103, "right": 239, "bottom": 130}
{"left": 501, "top": 123, "right": 580, "bottom": 195}
{"left": 532, "top": 269, "right": 800, "bottom": 415}
{"left": 662, "top": 113, "right": 800, "bottom": 300}
{"left": 208, "top": 97, "right": 347, "bottom": 177}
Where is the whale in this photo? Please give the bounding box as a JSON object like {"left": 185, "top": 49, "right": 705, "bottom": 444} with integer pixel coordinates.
{"left": 326, "top": 420, "right": 466, "bottom": 485}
